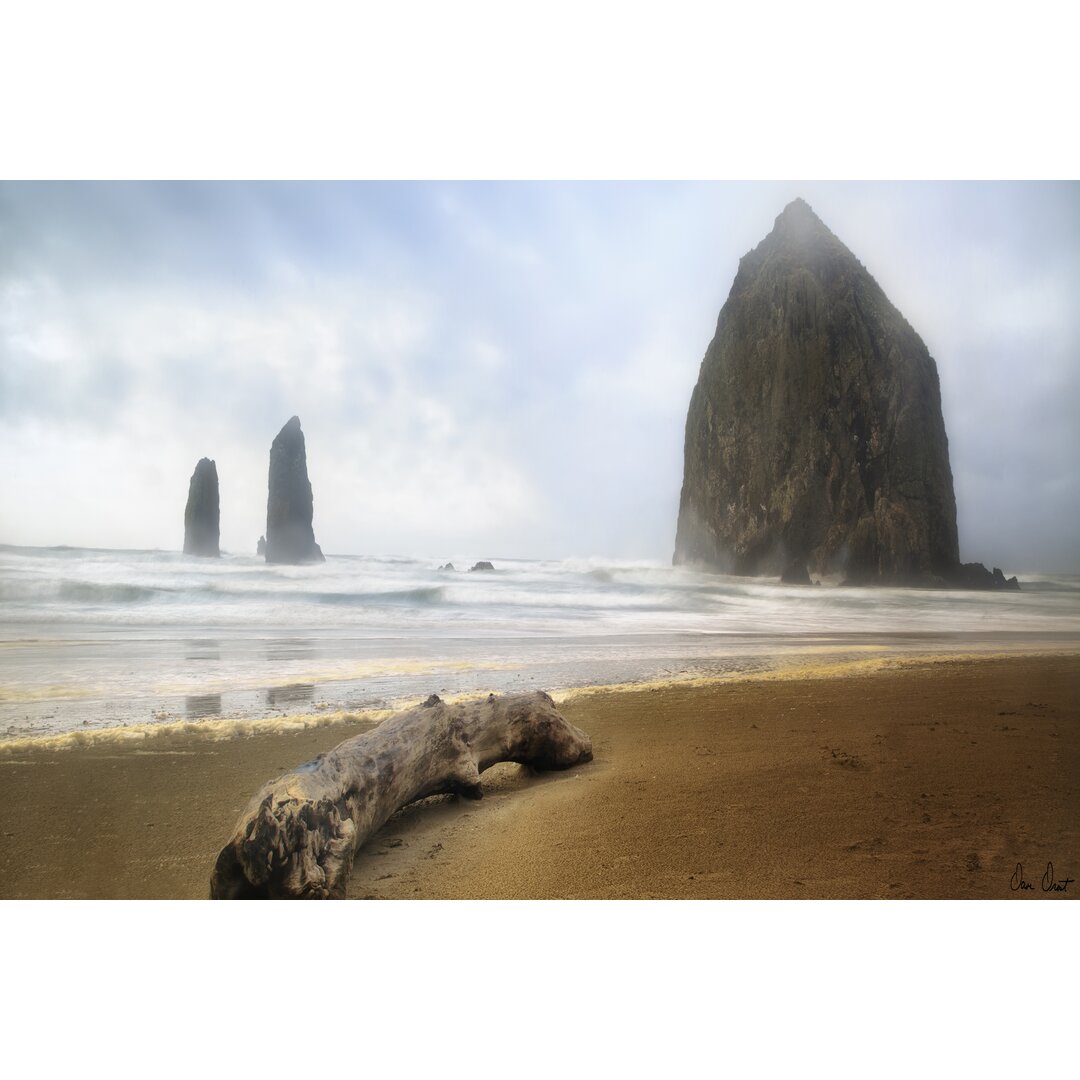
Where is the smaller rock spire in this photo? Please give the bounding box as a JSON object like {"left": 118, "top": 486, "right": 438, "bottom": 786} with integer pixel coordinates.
{"left": 265, "top": 416, "right": 325, "bottom": 564}
{"left": 183, "top": 458, "right": 220, "bottom": 557}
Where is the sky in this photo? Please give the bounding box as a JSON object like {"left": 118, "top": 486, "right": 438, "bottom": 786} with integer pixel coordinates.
{"left": 1, "top": 180, "right": 1078, "bottom": 570}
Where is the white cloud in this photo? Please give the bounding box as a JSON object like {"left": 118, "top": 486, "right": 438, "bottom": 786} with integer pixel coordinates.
{"left": 435, "top": 188, "right": 543, "bottom": 270}
{"left": 1, "top": 182, "right": 1078, "bottom": 569}
{"left": 0, "top": 264, "right": 545, "bottom": 555}
{"left": 573, "top": 331, "right": 698, "bottom": 416}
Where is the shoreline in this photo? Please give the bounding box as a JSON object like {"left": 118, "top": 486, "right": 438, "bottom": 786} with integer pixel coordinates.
{"left": 1, "top": 650, "right": 1076, "bottom": 899}
{"left": 4, "top": 640, "right": 1078, "bottom": 757}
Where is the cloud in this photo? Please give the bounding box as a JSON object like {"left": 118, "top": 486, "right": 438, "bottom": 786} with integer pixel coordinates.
{"left": 0, "top": 250, "right": 545, "bottom": 554}
{"left": 0, "top": 181, "right": 1077, "bottom": 569}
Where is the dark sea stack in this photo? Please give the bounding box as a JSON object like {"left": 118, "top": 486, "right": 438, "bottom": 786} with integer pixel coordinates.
{"left": 674, "top": 198, "right": 961, "bottom": 586}
{"left": 256, "top": 535, "right": 266, "bottom": 557}
{"left": 183, "top": 458, "right": 220, "bottom": 557}
{"left": 469, "top": 561, "right": 495, "bottom": 572}
{"left": 265, "top": 416, "right": 325, "bottom": 564}
{"left": 954, "top": 562, "right": 1021, "bottom": 591}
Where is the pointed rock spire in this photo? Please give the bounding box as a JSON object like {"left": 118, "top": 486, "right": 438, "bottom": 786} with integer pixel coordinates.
{"left": 673, "top": 199, "right": 960, "bottom": 584}
{"left": 265, "top": 416, "right": 325, "bottom": 564}
{"left": 183, "top": 458, "right": 220, "bottom": 557}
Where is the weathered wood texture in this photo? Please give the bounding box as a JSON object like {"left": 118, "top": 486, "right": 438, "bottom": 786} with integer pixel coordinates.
{"left": 210, "top": 691, "right": 593, "bottom": 899}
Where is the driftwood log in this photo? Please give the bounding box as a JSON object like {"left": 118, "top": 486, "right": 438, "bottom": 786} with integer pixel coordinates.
{"left": 210, "top": 690, "right": 593, "bottom": 899}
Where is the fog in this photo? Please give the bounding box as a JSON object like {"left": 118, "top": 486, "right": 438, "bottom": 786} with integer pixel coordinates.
{"left": 1, "top": 181, "right": 1077, "bottom": 571}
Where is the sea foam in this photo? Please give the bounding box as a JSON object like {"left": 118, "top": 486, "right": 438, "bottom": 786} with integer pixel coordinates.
{"left": 2, "top": 544, "right": 1079, "bottom": 746}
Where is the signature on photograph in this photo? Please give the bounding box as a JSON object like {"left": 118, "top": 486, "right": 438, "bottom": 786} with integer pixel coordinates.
{"left": 1009, "top": 862, "right": 1073, "bottom": 894}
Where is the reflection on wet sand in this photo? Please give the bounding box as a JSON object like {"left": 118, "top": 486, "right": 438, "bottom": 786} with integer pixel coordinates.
{"left": 185, "top": 693, "right": 222, "bottom": 719}
{"left": 265, "top": 639, "right": 313, "bottom": 664}
{"left": 265, "top": 683, "right": 315, "bottom": 708}
{"left": 185, "top": 640, "right": 221, "bottom": 662}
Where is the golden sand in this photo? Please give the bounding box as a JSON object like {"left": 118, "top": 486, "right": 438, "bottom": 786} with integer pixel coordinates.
{"left": 0, "top": 653, "right": 1076, "bottom": 900}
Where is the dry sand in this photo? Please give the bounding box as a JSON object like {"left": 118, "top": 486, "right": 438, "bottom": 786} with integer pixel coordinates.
{"left": 1, "top": 653, "right": 1076, "bottom": 900}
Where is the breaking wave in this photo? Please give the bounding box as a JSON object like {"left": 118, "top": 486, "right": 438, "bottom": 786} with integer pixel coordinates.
{"left": 2, "top": 544, "right": 1079, "bottom": 745}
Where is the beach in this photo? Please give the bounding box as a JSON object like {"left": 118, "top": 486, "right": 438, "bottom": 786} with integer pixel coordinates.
{"left": 1, "top": 651, "right": 1076, "bottom": 900}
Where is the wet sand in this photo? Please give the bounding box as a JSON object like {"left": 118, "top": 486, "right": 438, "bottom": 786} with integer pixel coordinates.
{"left": 1, "top": 653, "right": 1077, "bottom": 899}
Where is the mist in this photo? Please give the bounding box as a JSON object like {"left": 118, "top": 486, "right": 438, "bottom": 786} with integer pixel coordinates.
{"left": 1, "top": 181, "right": 1077, "bottom": 571}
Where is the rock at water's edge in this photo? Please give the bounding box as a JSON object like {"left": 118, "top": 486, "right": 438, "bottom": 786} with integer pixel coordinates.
{"left": 953, "top": 562, "right": 1021, "bottom": 591}
{"left": 183, "top": 458, "right": 220, "bottom": 557}
{"left": 674, "top": 198, "right": 979, "bottom": 587}
{"left": 469, "top": 561, "right": 495, "bottom": 572}
{"left": 265, "top": 416, "right": 325, "bottom": 564}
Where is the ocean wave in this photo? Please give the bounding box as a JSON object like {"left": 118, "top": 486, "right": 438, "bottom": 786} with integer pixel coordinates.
{"left": 0, "top": 578, "right": 169, "bottom": 605}
{"left": 57, "top": 579, "right": 164, "bottom": 604}
{"left": 3, "top": 546, "right": 1080, "bottom": 644}
{"left": 306, "top": 586, "right": 446, "bottom": 606}
{"left": 178, "top": 584, "right": 449, "bottom": 607}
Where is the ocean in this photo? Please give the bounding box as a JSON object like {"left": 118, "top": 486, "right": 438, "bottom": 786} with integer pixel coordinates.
{"left": 2, "top": 543, "right": 1079, "bottom": 746}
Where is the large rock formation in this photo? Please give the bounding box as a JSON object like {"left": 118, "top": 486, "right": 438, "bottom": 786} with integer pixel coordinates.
{"left": 265, "top": 416, "right": 325, "bottom": 564}
{"left": 183, "top": 458, "right": 220, "bottom": 557}
{"left": 673, "top": 198, "right": 964, "bottom": 586}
